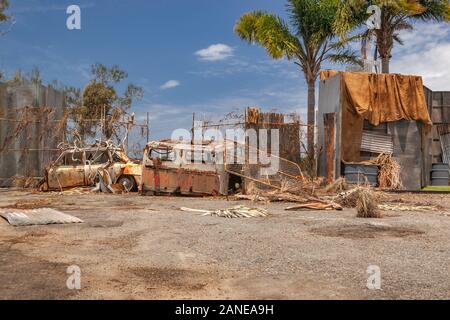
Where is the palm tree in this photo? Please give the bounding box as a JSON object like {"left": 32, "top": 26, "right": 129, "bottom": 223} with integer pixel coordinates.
{"left": 235, "top": 0, "right": 359, "bottom": 161}
{"left": 335, "top": 0, "right": 450, "bottom": 73}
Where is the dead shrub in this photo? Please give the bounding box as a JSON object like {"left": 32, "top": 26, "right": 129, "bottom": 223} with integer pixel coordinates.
{"left": 336, "top": 187, "right": 382, "bottom": 218}
{"left": 355, "top": 188, "right": 382, "bottom": 218}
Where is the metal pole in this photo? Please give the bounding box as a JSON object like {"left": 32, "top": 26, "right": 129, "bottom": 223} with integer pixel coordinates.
{"left": 191, "top": 112, "right": 195, "bottom": 145}
{"left": 146, "top": 112, "right": 150, "bottom": 142}
{"left": 125, "top": 119, "right": 129, "bottom": 153}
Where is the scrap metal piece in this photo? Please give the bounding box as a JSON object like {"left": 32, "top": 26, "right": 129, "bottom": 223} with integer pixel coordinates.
{"left": 92, "top": 168, "right": 115, "bottom": 193}
{"left": 43, "top": 140, "right": 141, "bottom": 192}
{"left": 0, "top": 208, "right": 84, "bottom": 226}
{"left": 180, "top": 205, "right": 268, "bottom": 218}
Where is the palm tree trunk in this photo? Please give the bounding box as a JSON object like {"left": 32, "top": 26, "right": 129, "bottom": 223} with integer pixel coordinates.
{"left": 381, "top": 56, "right": 390, "bottom": 73}
{"left": 307, "top": 79, "right": 316, "bottom": 162}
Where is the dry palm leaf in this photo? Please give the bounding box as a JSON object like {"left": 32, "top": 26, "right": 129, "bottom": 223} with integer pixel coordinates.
{"left": 180, "top": 205, "right": 268, "bottom": 218}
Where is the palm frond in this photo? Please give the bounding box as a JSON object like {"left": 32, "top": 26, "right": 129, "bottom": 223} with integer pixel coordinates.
{"left": 415, "top": 0, "right": 450, "bottom": 21}
{"left": 327, "top": 47, "right": 362, "bottom": 67}
{"left": 392, "top": 33, "right": 404, "bottom": 45}
{"left": 234, "top": 11, "right": 302, "bottom": 60}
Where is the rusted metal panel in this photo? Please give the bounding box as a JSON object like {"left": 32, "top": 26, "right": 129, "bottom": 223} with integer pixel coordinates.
{"left": 47, "top": 166, "right": 85, "bottom": 189}
{"left": 141, "top": 141, "right": 227, "bottom": 196}
{"left": 43, "top": 143, "right": 141, "bottom": 191}
{"left": 360, "top": 131, "right": 394, "bottom": 154}
{"left": 142, "top": 167, "right": 221, "bottom": 196}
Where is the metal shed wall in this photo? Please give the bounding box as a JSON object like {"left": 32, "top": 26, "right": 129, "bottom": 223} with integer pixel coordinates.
{"left": 0, "top": 83, "right": 66, "bottom": 187}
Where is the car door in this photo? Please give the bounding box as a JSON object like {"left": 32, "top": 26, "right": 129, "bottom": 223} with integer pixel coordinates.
{"left": 47, "top": 151, "right": 86, "bottom": 189}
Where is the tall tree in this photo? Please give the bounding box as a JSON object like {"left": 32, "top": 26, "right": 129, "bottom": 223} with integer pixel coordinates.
{"left": 235, "top": 0, "right": 359, "bottom": 161}
{"left": 69, "top": 64, "right": 143, "bottom": 140}
{"left": 335, "top": 0, "right": 450, "bottom": 73}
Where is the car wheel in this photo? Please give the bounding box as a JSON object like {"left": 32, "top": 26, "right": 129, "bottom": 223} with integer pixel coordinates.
{"left": 118, "top": 176, "right": 136, "bottom": 192}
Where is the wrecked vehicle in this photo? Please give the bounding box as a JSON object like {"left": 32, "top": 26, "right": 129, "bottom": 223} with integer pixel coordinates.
{"left": 41, "top": 142, "right": 142, "bottom": 192}
{"left": 140, "top": 140, "right": 236, "bottom": 196}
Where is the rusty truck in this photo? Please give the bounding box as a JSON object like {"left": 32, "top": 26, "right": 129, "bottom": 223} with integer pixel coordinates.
{"left": 140, "top": 140, "right": 242, "bottom": 196}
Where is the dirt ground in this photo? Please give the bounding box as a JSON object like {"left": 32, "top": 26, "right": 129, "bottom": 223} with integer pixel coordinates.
{"left": 0, "top": 188, "right": 449, "bottom": 300}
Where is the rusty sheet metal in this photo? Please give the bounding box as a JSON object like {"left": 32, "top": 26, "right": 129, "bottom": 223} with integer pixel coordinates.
{"left": 44, "top": 144, "right": 142, "bottom": 191}
{"left": 47, "top": 166, "right": 85, "bottom": 190}
{"left": 142, "top": 166, "right": 221, "bottom": 196}
{"left": 0, "top": 208, "right": 83, "bottom": 226}
{"left": 141, "top": 141, "right": 227, "bottom": 196}
{"left": 360, "top": 131, "right": 394, "bottom": 154}
{"left": 123, "top": 163, "right": 142, "bottom": 176}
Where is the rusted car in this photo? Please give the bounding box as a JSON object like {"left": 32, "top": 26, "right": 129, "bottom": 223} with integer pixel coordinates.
{"left": 41, "top": 142, "right": 142, "bottom": 192}
{"left": 140, "top": 140, "right": 232, "bottom": 196}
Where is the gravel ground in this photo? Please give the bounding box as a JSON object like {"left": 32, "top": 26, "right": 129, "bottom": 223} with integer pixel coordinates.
{"left": 0, "top": 189, "right": 449, "bottom": 300}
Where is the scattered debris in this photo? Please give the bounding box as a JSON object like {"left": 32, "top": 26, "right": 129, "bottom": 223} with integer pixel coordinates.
{"left": 323, "top": 177, "right": 349, "bottom": 194}
{"left": 92, "top": 168, "right": 116, "bottom": 193}
{"left": 0, "top": 208, "right": 83, "bottom": 226}
{"left": 235, "top": 189, "right": 342, "bottom": 211}
{"left": 180, "top": 205, "right": 268, "bottom": 218}
{"left": 285, "top": 202, "right": 342, "bottom": 211}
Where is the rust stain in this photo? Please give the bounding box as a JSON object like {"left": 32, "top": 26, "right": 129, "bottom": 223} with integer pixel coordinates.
{"left": 141, "top": 141, "right": 226, "bottom": 196}
{"left": 42, "top": 143, "right": 142, "bottom": 191}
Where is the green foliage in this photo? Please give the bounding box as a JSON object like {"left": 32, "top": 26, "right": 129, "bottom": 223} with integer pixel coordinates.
{"left": 234, "top": 0, "right": 360, "bottom": 82}
{"left": 234, "top": 0, "right": 360, "bottom": 157}
{"left": 82, "top": 82, "right": 117, "bottom": 119}
{"left": 235, "top": 11, "right": 300, "bottom": 60}
{"left": 119, "top": 84, "right": 144, "bottom": 110}
{"left": 334, "top": 0, "right": 450, "bottom": 72}
{"left": 90, "top": 63, "right": 128, "bottom": 85}
{"left": 68, "top": 64, "right": 143, "bottom": 139}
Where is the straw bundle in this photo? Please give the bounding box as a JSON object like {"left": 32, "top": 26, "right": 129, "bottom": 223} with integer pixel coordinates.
{"left": 355, "top": 188, "right": 382, "bottom": 218}
{"left": 336, "top": 187, "right": 381, "bottom": 218}
{"left": 375, "top": 153, "right": 402, "bottom": 190}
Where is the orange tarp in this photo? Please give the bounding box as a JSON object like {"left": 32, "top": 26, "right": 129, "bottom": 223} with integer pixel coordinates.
{"left": 320, "top": 71, "right": 432, "bottom": 162}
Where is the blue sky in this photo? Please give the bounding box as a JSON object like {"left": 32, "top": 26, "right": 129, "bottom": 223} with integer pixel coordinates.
{"left": 1, "top": 0, "right": 450, "bottom": 140}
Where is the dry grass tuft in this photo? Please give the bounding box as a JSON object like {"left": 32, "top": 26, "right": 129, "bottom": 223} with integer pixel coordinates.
{"left": 336, "top": 187, "right": 382, "bottom": 218}
{"left": 375, "top": 153, "right": 402, "bottom": 190}
{"left": 355, "top": 188, "right": 382, "bottom": 218}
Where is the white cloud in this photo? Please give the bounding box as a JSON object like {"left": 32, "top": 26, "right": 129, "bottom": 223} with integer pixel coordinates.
{"left": 160, "top": 80, "right": 180, "bottom": 90}
{"left": 195, "top": 44, "right": 234, "bottom": 61}
{"left": 390, "top": 23, "right": 450, "bottom": 91}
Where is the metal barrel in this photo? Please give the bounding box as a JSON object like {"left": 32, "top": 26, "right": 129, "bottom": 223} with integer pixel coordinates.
{"left": 431, "top": 163, "right": 449, "bottom": 186}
